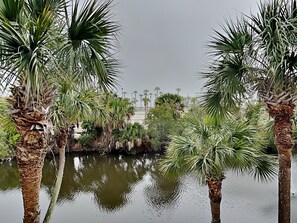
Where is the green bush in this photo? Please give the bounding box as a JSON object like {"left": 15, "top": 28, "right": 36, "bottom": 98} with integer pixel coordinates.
{"left": 145, "top": 105, "right": 182, "bottom": 150}
{"left": 0, "top": 98, "right": 19, "bottom": 158}
{"left": 78, "top": 133, "right": 96, "bottom": 147}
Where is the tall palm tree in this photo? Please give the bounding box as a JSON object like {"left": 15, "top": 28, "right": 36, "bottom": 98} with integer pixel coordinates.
{"left": 154, "top": 86, "right": 160, "bottom": 98}
{"left": 144, "top": 89, "right": 149, "bottom": 97}
{"left": 161, "top": 112, "right": 277, "bottom": 223}
{"left": 139, "top": 94, "right": 143, "bottom": 107}
{"left": 44, "top": 79, "right": 106, "bottom": 223}
{"left": 201, "top": 1, "right": 297, "bottom": 221}
{"left": 133, "top": 91, "right": 138, "bottom": 106}
{"left": 0, "top": 0, "right": 119, "bottom": 222}
{"left": 143, "top": 97, "right": 150, "bottom": 116}
{"left": 176, "top": 88, "right": 181, "bottom": 95}
{"left": 149, "top": 92, "right": 153, "bottom": 107}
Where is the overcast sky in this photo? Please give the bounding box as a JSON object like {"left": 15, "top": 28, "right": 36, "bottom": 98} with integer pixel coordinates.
{"left": 111, "top": 0, "right": 259, "bottom": 97}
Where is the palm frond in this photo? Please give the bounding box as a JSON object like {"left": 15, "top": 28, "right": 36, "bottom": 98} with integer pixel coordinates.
{"left": 0, "top": 0, "right": 23, "bottom": 21}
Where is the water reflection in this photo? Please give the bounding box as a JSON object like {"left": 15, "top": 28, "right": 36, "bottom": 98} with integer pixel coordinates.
{"left": 0, "top": 159, "right": 20, "bottom": 191}
{"left": 42, "top": 154, "right": 181, "bottom": 213}
{"left": 144, "top": 158, "right": 181, "bottom": 210}
{"left": 0, "top": 154, "right": 181, "bottom": 214}
{"left": 1, "top": 154, "right": 297, "bottom": 222}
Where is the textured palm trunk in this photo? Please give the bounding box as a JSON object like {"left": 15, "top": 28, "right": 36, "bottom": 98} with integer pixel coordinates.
{"left": 207, "top": 176, "right": 224, "bottom": 223}
{"left": 66, "top": 125, "right": 75, "bottom": 152}
{"left": 267, "top": 102, "right": 294, "bottom": 223}
{"left": 43, "top": 129, "right": 67, "bottom": 223}
{"left": 16, "top": 131, "right": 47, "bottom": 223}
{"left": 8, "top": 80, "right": 54, "bottom": 223}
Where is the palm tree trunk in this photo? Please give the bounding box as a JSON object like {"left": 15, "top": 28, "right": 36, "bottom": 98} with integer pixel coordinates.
{"left": 43, "top": 129, "right": 67, "bottom": 223}
{"left": 268, "top": 103, "right": 294, "bottom": 223}
{"left": 207, "top": 176, "right": 224, "bottom": 223}
{"left": 9, "top": 81, "right": 54, "bottom": 223}
{"left": 16, "top": 131, "right": 47, "bottom": 223}
{"left": 66, "top": 125, "right": 75, "bottom": 152}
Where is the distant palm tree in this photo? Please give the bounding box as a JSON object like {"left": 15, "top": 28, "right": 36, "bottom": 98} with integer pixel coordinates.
{"left": 149, "top": 93, "right": 153, "bottom": 107}
{"left": 154, "top": 87, "right": 161, "bottom": 98}
{"left": 139, "top": 94, "right": 143, "bottom": 107}
{"left": 44, "top": 82, "right": 106, "bottom": 223}
{"left": 133, "top": 91, "right": 138, "bottom": 99}
{"left": 121, "top": 88, "right": 124, "bottom": 97}
{"left": 161, "top": 112, "right": 277, "bottom": 223}
{"left": 133, "top": 91, "right": 138, "bottom": 106}
{"left": 143, "top": 97, "right": 150, "bottom": 116}
{"left": 176, "top": 88, "right": 181, "bottom": 95}
{"left": 143, "top": 89, "right": 149, "bottom": 98}
{"left": 201, "top": 1, "right": 297, "bottom": 221}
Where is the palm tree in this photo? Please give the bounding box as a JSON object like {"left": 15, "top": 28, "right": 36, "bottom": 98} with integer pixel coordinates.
{"left": 149, "top": 93, "right": 153, "bottom": 107}
{"left": 0, "top": 1, "right": 119, "bottom": 222}
{"left": 121, "top": 88, "right": 124, "bottom": 97}
{"left": 133, "top": 91, "right": 138, "bottom": 99}
{"left": 144, "top": 89, "right": 149, "bottom": 97}
{"left": 139, "top": 94, "right": 143, "bottom": 107}
{"left": 143, "top": 90, "right": 150, "bottom": 114}
{"left": 202, "top": 1, "right": 297, "bottom": 221}
{"left": 176, "top": 88, "right": 181, "bottom": 95}
{"left": 44, "top": 79, "right": 106, "bottom": 223}
{"left": 154, "top": 86, "right": 160, "bottom": 98}
{"left": 133, "top": 91, "right": 138, "bottom": 106}
{"left": 161, "top": 112, "right": 277, "bottom": 223}
{"left": 143, "top": 97, "right": 150, "bottom": 116}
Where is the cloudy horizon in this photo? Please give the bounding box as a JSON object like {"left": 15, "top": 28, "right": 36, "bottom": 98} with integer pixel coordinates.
{"left": 111, "top": 0, "right": 259, "bottom": 98}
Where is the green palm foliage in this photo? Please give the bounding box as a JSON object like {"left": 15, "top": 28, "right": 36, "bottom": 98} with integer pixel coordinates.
{"left": 114, "top": 122, "right": 146, "bottom": 151}
{"left": 161, "top": 111, "right": 277, "bottom": 223}
{"left": 162, "top": 112, "right": 276, "bottom": 181}
{"left": 105, "top": 95, "right": 135, "bottom": 131}
{"left": 51, "top": 77, "right": 106, "bottom": 129}
{"left": 202, "top": 1, "right": 297, "bottom": 117}
{"left": 0, "top": 0, "right": 119, "bottom": 96}
{"left": 201, "top": 1, "right": 297, "bottom": 221}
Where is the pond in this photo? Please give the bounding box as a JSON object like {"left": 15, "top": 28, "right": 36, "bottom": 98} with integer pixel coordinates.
{"left": 0, "top": 154, "right": 297, "bottom": 223}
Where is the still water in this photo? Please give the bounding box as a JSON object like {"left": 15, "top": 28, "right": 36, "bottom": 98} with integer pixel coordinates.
{"left": 0, "top": 154, "right": 297, "bottom": 223}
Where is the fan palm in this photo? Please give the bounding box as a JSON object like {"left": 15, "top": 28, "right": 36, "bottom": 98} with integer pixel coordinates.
{"left": 44, "top": 77, "right": 107, "bottom": 223}
{"left": 202, "top": 1, "right": 297, "bottom": 221}
{"left": 0, "top": 0, "right": 119, "bottom": 222}
{"left": 161, "top": 112, "right": 277, "bottom": 223}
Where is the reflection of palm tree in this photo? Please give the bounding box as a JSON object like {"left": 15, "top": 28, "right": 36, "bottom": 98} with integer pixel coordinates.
{"left": 144, "top": 159, "right": 181, "bottom": 209}
{"left": 0, "top": 159, "right": 20, "bottom": 190}
{"left": 43, "top": 154, "right": 153, "bottom": 212}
